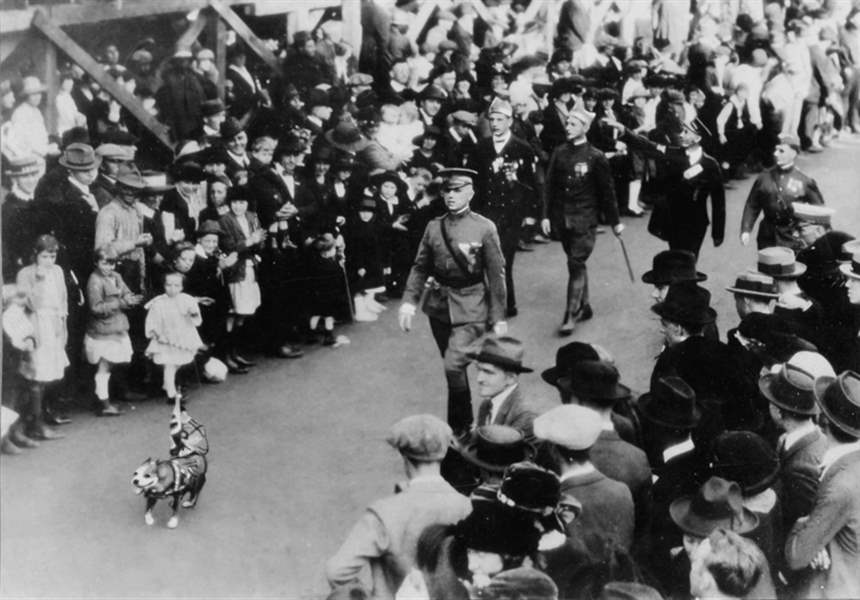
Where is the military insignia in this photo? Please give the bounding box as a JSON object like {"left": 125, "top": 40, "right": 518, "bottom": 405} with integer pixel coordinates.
{"left": 785, "top": 178, "right": 803, "bottom": 194}
{"left": 574, "top": 162, "right": 589, "bottom": 176}
{"left": 457, "top": 242, "right": 482, "bottom": 266}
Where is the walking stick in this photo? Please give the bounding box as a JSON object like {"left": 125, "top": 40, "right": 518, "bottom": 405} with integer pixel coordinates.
{"left": 617, "top": 235, "right": 635, "bottom": 283}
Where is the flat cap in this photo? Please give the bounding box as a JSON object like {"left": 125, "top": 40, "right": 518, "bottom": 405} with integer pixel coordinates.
{"left": 533, "top": 405, "right": 602, "bottom": 450}
{"left": 386, "top": 414, "right": 452, "bottom": 461}
{"left": 792, "top": 203, "right": 834, "bottom": 226}
{"left": 450, "top": 110, "right": 478, "bottom": 126}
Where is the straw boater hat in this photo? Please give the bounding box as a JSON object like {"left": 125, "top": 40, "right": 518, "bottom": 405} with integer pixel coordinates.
{"left": 840, "top": 250, "right": 860, "bottom": 280}
{"left": 4, "top": 154, "right": 40, "bottom": 178}
{"left": 725, "top": 272, "right": 779, "bottom": 300}
{"left": 757, "top": 247, "right": 806, "bottom": 279}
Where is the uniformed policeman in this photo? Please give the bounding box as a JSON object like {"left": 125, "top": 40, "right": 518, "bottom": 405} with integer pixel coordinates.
{"left": 541, "top": 109, "right": 624, "bottom": 336}
{"left": 740, "top": 135, "right": 824, "bottom": 251}
{"left": 399, "top": 168, "right": 507, "bottom": 436}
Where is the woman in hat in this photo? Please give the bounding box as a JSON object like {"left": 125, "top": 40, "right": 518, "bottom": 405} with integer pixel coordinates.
{"left": 305, "top": 233, "right": 349, "bottom": 345}
{"left": 302, "top": 144, "right": 336, "bottom": 237}
{"left": 369, "top": 170, "right": 411, "bottom": 298}
{"left": 7, "top": 76, "right": 53, "bottom": 161}
{"left": 344, "top": 191, "right": 385, "bottom": 321}
{"left": 161, "top": 162, "right": 206, "bottom": 247}
{"left": 409, "top": 126, "right": 445, "bottom": 175}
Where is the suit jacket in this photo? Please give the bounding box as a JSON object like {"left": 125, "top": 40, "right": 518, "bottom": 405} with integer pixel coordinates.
{"left": 785, "top": 449, "right": 860, "bottom": 599}
{"left": 476, "top": 385, "right": 558, "bottom": 442}
{"left": 325, "top": 476, "right": 471, "bottom": 600}
{"left": 590, "top": 429, "right": 652, "bottom": 537}
{"left": 780, "top": 429, "right": 828, "bottom": 533}
{"left": 561, "top": 467, "right": 635, "bottom": 552}
{"left": 91, "top": 174, "right": 118, "bottom": 209}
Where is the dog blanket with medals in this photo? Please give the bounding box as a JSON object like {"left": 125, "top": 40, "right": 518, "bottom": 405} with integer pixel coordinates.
{"left": 131, "top": 399, "right": 209, "bottom": 528}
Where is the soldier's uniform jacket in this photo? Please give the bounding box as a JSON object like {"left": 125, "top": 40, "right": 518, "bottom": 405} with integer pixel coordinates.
{"left": 403, "top": 209, "right": 506, "bottom": 326}
{"left": 471, "top": 135, "right": 539, "bottom": 244}
{"left": 741, "top": 165, "right": 824, "bottom": 250}
{"left": 543, "top": 140, "right": 619, "bottom": 231}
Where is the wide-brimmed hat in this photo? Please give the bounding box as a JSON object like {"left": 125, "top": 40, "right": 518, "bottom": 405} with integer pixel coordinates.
{"left": 369, "top": 170, "right": 408, "bottom": 195}
{"left": 651, "top": 282, "right": 717, "bottom": 326}
{"left": 558, "top": 360, "right": 630, "bottom": 405}
{"left": 541, "top": 342, "right": 602, "bottom": 387}
{"left": 140, "top": 171, "right": 173, "bottom": 194}
{"left": 759, "top": 361, "right": 820, "bottom": 416}
{"left": 4, "top": 154, "right": 41, "bottom": 177}
{"left": 19, "top": 75, "right": 46, "bottom": 98}
{"left": 458, "top": 425, "right": 535, "bottom": 473}
{"left": 197, "top": 220, "right": 223, "bottom": 238}
{"left": 114, "top": 169, "right": 147, "bottom": 191}
{"left": 324, "top": 121, "right": 369, "bottom": 153}
{"left": 814, "top": 371, "right": 860, "bottom": 438}
{"left": 726, "top": 272, "right": 779, "bottom": 299}
{"left": 669, "top": 477, "right": 759, "bottom": 538}
{"left": 840, "top": 251, "right": 860, "bottom": 280}
{"left": 411, "top": 125, "right": 442, "bottom": 146}
{"left": 758, "top": 247, "right": 806, "bottom": 279}
{"left": 455, "top": 498, "right": 543, "bottom": 557}
{"left": 498, "top": 461, "right": 561, "bottom": 517}
{"left": 709, "top": 431, "right": 780, "bottom": 495}
{"left": 220, "top": 117, "right": 244, "bottom": 140}
{"left": 59, "top": 143, "right": 101, "bottom": 171}
{"left": 641, "top": 250, "right": 706, "bottom": 285}
{"left": 417, "top": 84, "right": 446, "bottom": 101}
{"left": 638, "top": 376, "right": 700, "bottom": 430}
{"left": 171, "top": 162, "right": 206, "bottom": 183}
{"left": 467, "top": 335, "right": 533, "bottom": 373}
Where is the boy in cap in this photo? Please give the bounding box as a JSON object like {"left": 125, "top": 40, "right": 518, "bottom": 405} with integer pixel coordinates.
{"left": 326, "top": 414, "right": 470, "bottom": 598}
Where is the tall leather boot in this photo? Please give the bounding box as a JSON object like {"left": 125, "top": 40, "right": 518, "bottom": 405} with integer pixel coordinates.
{"left": 447, "top": 387, "right": 473, "bottom": 440}
{"left": 26, "top": 384, "right": 64, "bottom": 441}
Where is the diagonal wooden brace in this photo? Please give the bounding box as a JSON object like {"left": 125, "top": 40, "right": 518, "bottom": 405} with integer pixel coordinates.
{"left": 208, "top": 0, "right": 280, "bottom": 73}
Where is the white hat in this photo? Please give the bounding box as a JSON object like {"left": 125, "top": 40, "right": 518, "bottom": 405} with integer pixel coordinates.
{"left": 792, "top": 203, "right": 834, "bottom": 225}
{"left": 533, "top": 405, "right": 602, "bottom": 450}
{"left": 489, "top": 97, "right": 513, "bottom": 118}
{"left": 568, "top": 108, "right": 595, "bottom": 128}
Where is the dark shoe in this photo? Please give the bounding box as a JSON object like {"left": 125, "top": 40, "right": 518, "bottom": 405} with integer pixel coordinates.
{"left": 44, "top": 410, "right": 72, "bottom": 426}
{"left": 531, "top": 234, "right": 551, "bottom": 244}
{"left": 225, "top": 356, "right": 249, "bottom": 374}
{"left": 1, "top": 438, "right": 22, "bottom": 455}
{"left": 579, "top": 304, "right": 593, "bottom": 321}
{"left": 232, "top": 353, "right": 256, "bottom": 367}
{"left": 558, "top": 320, "right": 575, "bottom": 336}
{"left": 322, "top": 331, "right": 336, "bottom": 346}
{"left": 96, "top": 402, "right": 123, "bottom": 417}
{"left": 516, "top": 241, "right": 534, "bottom": 251}
{"left": 373, "top": 293, "right": 390, "bottom": 303}
{"left": 620, "top": 208, "right": 644, "bottom": 217}
{"left": 276, "top": 345, "right": 304, "bottom": 358}
{"left": 506, "top": 306, "right": 518, "bottom": 318}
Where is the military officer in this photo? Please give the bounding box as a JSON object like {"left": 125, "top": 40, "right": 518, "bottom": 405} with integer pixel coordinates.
{"left": 470, "top": 98, "right": 539, "bottom": 318}
{"left": 399, "top": 168, "right": 507, "bottom": 437}
{"left": 541, "top": 109, "right": 624, "bottom": 336}
{"left": 740, "top": 135, "right": 824, "bottom": 251}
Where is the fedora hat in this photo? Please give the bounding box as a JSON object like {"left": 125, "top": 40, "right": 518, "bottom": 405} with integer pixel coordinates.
{"left": 114, "top": 169, "right": 147, "bottom": 191}
{"left": 709, "top": 431, "right": 779, "bottom": 496}
{"left": 840, "top": 251, "right": 860, "bottom": 280}
{"left": 459, "top": 425, "right": 535, "bottom": 473}
{"left": 726, "top": 272, "right": 779, "bottom": 299}
{"left": 59, "top": 143, "right": 101, "bottom": 171}
{"left": 196, "top": 220, "right": 223, "bottom": 238}
{"left": 651, "top": 282, "right": 717, "bottom": 326}
{"left": 95, "top": 143, "right": 135, "bottom": 161}
{"left": 638, "top": 376, "right": 700, "bottom": 429}
{"left": 324, "top": 121, "right": 369, "bottom": 153}
{"left": 758, "top": 247, "right": 806, "bottom": 279}
{"left": 642, "top": 250, "right": 706, "bottom": 285}
{"left": 814, "top": 371, "right": 860, "bottom": 438}
{"left": 540, "top": 341, "right": 601, "bottom": 387}
{"left": 467, "top": 335, "right": 533, "bottom": 373}
{"left": 759, "top": 361, "right": 820, "bottom": 416}
{"left": 558, "top": 360, "right": 630, "bottom": 405}
{"left": 669, "top": 477, "right": 759, "bottom": 538}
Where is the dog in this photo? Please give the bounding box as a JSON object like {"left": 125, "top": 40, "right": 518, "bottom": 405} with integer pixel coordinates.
{"left": 132, "top": 406, "right": 208, "bottom": 528}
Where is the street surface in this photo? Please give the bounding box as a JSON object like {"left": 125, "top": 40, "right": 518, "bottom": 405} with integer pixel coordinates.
{"left": 2, "top": 137, "right": 859, "bottom": 599}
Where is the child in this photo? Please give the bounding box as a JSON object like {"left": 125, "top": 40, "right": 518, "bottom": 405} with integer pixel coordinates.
{"left": 198, "top": 174, "right": 232, "bottom": 224}
{"left": 85, "top": 245, "right": 143, "bottom": 416}
{"left": 145, "top": 271, "right": 204, "bottom": 406}
{"left": 218, "top": 193, "right": 264, "bottom": 372}
{"left": 2, "top": 284, "right": 37, "bottom": 453}
{"left": 14, "top": 235, "right": 68, "bottom": 441}
{"left": 306, "top": 233, "right": 345, "bottom": 345}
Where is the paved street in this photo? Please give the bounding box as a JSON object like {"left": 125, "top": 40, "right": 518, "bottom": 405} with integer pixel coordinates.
{"left": 2, "top": 137, "right": 859, "bottom": 599}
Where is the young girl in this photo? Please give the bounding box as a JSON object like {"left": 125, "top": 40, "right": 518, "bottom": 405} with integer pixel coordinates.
{"left": 198, "top": 174, "right": 232, "bottom": 224}
{"left": 306, "top": 233, "right": 345, "bottom": 345}
{"left": 85, "top": 245, "right": 143, "bottom": 416}
{"left": 218, "top": 193, "right": 264, "bottom": 372}
{"left": 15, "top": 235, "right": 68, "bottom": 440}
{"left": 145, "top": 271, "right": 204, "bottom": 406}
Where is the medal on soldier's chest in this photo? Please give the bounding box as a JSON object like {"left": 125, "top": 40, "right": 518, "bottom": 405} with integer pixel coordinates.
{"left": 574, "top": 162, "right": 589, "bottom": 177}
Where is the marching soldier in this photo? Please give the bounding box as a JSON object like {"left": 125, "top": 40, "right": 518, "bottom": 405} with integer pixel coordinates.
{"left": 398, "top": 168, "right": 507, "bottom": 437}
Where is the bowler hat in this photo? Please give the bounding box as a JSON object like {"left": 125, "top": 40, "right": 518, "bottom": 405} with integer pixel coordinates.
{"left": 467, "top": 335, "right": 533, "bottom": 373}
{"left": 814, "top": 371, "right": 860, "bottom": 438}
{"left": 709, "top": 431, "right": 779, "bottom": 495}
{"left": 638, "top": 376, "right": 700, "bottom": 429}
{"left": 459, "top": 425, "right": 535, "bottom": 473}
{"left": 418, "top": 84, "right": 447, "bottom": 101}
{"left": 59, "top": 143, "right": 101, "bottom": 171}
{"left": 4, "top": 154, "right": 40, "bottom": 177}
{"left": 197, "top": 220, "right": 223, "bottom": 238}
{"left": 642, "top": 250, "right": 706, "bottom": 285}
{"left": 201, "top": 98, "right": 227, "bottom": 117}
{"left": 651, "top": 282, "right": 717, "bottom": 326}
{"left": 220, "top": 117, "right": 244, "bottom": 140}
{"left": 758, "top": 247, "right": 806, "bottom": 279}
{"left": 726, "top": 272, "right": 779, "bottom": 300}
{"left": 324, "top": 121, "right": 368, "bottom": 153}
{"left": 171, "top": 162, "right": 206, "bottom": 183}
{"left": 558, "top": 360, "right": 631, "bottom": 405}
{"left": 669, "top": 477, "right": 758, "bottom": 538}
{"left": 533, "top": 404, "right": 602, "bottom": 450}
{"left": 759, "top": 361, "right": 820, "bottom": 416}
{"left": 541, "top": 341, "right": 601, "bottom": 387}
{"left": 386, "top": 414, "right": 452, "bottom": 461}
{"left": 840, "top": 251, "right": 860, "bottom": 280}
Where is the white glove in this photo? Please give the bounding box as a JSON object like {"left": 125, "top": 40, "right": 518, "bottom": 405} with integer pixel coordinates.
{"left": 541, "top": 218, "right": 551, "bottom": 237}
{"left": 493, "top": 321, "right": 508, "bottom": 336}
{"left": 398, "top": 303, "right": 416, "bottom": 332}
{"left": 740, "top": 232, "right": 750, "bottom": 246}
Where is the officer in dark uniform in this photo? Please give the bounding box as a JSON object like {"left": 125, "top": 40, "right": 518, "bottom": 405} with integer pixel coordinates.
{"left": 541, "top": 109, "right": 624, "bottom": 336}
{"left": 470, "top": 98, "right": 539, "bottom": 317}
{"left": 740, "top": 135, "right": 824, "bottom": 251}
{"left": 399, "top": 168, "right": 507, "bottom": 436}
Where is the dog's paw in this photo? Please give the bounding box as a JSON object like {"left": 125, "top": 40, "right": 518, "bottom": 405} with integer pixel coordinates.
{"left": 144, "top": 512, "right": 155, "bottom": 526}
{"left": 167, "top": 515, "right": 179, "bottom": 529}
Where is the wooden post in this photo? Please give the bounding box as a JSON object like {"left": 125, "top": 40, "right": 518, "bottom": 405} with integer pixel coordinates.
{"left": 341, "top": 0, "right": 362, "bottom": 56}
{"left": 43, "top": 37, "right": 58, "bottom": 136}
{"left": 407, "top": 0, "right": 440, "bottom": 44}
{"left": 32, "top": 10, "right": 173, "bottom": 150}
{"left": 176, "top": 10, "right": 209, "bottom": 52}
{"left": 208, "top": 0, "right": 280, "bottom": 73}
{"left": 215, "top": 15, "right": 227, "bottom": 100}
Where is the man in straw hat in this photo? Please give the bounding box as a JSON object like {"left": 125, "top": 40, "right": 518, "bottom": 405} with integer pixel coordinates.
{"left": 784, "top": 371, "right": 860, "bottom": 599}
{"left": 325, "top": 414, "right": 470, "bottom": 598}
{"left": 399, "top": 167, "right": 507, "bottom": 437}
{"left": 541, "top": 108, "right": 624, "bottom": 335}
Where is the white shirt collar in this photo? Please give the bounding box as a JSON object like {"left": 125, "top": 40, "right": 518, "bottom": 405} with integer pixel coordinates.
{"left": 67, "top": 175, "right": 91, "bottom": 195}
{"left": 782, "top": 421, "right": 819, "bottom": 452}
{"left": 492, "top": 131, "right": 511, "bottom": 152}
{"left": 560, "top": 463, "right": 597, "bottom": 482}
{"left": 10, "top": 183, "right": 33, "bottom": 201}
{"left": 409, "top": 474, "right": 445, "bottom": 486}
{"left": 226, "top": 148, "right": 248, "bottom": 166}
{"left": 663, "top": 437, "right": 695, "bottom": 463}
{"left": 744, "top": 488, "right": 777, "bottom": 513}
{"left": 489, "top": 383, "right": 518, "bottom": 423}
{"left": 820, "top": 442, "right": 860, "bottom": 479}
